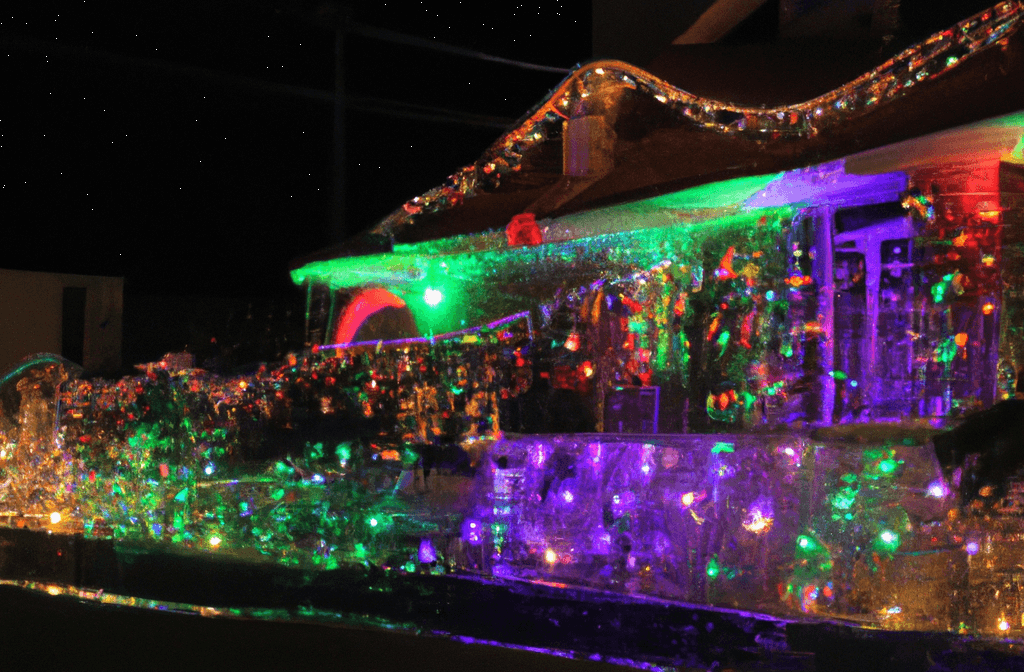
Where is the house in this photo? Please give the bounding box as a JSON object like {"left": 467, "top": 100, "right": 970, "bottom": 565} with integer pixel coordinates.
{"left": 291, "top": 2, "right": 1024, "bottom": 433}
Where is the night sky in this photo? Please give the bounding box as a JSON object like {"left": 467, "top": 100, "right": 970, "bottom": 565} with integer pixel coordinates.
{"left": 2, "top": 1, "right": 592, "bottom": 299}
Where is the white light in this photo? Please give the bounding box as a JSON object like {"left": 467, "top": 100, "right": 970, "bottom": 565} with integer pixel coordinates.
{"left": 424, "top": 288, "right": 443, "bottom": 306}
{"left": 49, "top": 512, "right": 61, "bottom": 525}
{"left": 209, "top": 535, "right": 221, "bottom": 547}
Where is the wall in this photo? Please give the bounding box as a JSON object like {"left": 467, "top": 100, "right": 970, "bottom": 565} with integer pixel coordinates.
{"left": 0, "top": 268, "right": 122, "bottom": 376}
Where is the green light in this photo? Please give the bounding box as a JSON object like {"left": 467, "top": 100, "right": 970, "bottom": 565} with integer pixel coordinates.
{"left": 716, "top": 330, "right": 730, "bottom": 355}
{"left": 936, "top": 336, "right": 957, "bottom": 364}
{"left": 875, "top": 529, "right": 900, "bottom": 552}
{"left": 424, "top": 287, "right": 444, "bottom": 306}
{"left": 830, "top": 488, "right": 856, "bottom": 510}
{"left": 706, "top": 556, "right": 721, "bottom": 579}
{"left": 711, "top": 442, "right": 735, "bottom": 454}
{"left": 645, "top": 172, "right": 783, "bottom": 210}
{"left": 877, "top": 459, "right": 897, "bottom": 475}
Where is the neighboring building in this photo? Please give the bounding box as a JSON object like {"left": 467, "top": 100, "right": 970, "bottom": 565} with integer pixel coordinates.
{"left": 291, "top": 2, "right": 1024, "bottom": 432}
{"left": 0, "top": 268, "right": 123, "bottom": 377}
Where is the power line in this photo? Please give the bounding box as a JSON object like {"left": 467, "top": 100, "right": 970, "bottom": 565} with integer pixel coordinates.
{"left": 347, "top": 21, "right": 572, "bottom": 75}
{"left": 1, "top": 33, "right": 516, "bottom": 128}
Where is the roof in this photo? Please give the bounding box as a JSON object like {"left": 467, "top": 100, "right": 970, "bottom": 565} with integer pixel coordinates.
{"left": 293, "top": 1, "right": 1024, "bottom": 270}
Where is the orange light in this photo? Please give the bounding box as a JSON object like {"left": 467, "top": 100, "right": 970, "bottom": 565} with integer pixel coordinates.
{"left": 955, "top": 333, "right": 968, "bottom": 347}
{"left": 983, "top": 302, "right": 996, "bottom": 315}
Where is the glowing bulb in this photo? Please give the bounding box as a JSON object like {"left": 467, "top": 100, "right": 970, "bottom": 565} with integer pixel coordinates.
{"left": 49, "top": 512, "right": 61, "bottom": 525}
{"left": 544, "top": 548, "right": 557, "bottom": 564}
{"left": 369, "top": 517, "right": 378, "bottom": 527}
{"left": 681, "top": 492, "right": 695, "bottom": 507}
{"left": 999, "top": 618, "right": 1010, "bottom": 632}
{"left": 418, "top": 538, "right": 437, "bottom": 564}
{"left": 209, "top": 535, "right": 221, "bottom": 547}
{"left": 562, "top": 490, "right": 574, "bottom": 503}
{"left": 927, "top": 480, "right": 947, "bottom": 498}
{"left": 424, "top": 288, "right": 444, "bottom": 306}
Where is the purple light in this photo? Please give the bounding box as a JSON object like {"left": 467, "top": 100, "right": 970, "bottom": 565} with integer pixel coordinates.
{"left": 926, "top": 480, "right": 948, "bottom": 499}
{"left": 462, "top": 519, "right": 483, "bottom": 545}
{"left": 743, "top": 160, "right": 906, "bottom": 209}
{"left": 966, "top": 541, "right": 980, "bottom": 556}
{"left": 418, "top": 538, "right": 437, "bottom": 563}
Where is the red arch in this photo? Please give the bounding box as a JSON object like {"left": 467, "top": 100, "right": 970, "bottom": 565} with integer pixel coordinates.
{"left": 331, "top": 288, "right": 408, "bottom": 345}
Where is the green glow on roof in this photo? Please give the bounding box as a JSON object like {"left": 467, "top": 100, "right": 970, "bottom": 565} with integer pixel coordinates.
{"left": 292, "top": 170, "right": 789, "bottom": 291}
{"left": 290, "top": 185, "right": 795, "bottom": 336}
{"left": 641, "top": 173, "right": 783, "bottom": 210}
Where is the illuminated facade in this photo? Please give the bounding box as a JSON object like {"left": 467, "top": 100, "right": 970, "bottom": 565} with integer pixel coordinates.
{"left": 5, "top": 2, "right": 1024, "bottom": 662}
{"left": 292, "top": 2, "right": 1024, "bottom": 433}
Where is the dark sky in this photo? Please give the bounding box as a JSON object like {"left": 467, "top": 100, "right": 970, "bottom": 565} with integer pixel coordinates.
{"left": 2, "top": 1, "right": 592, "bottom": 297}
